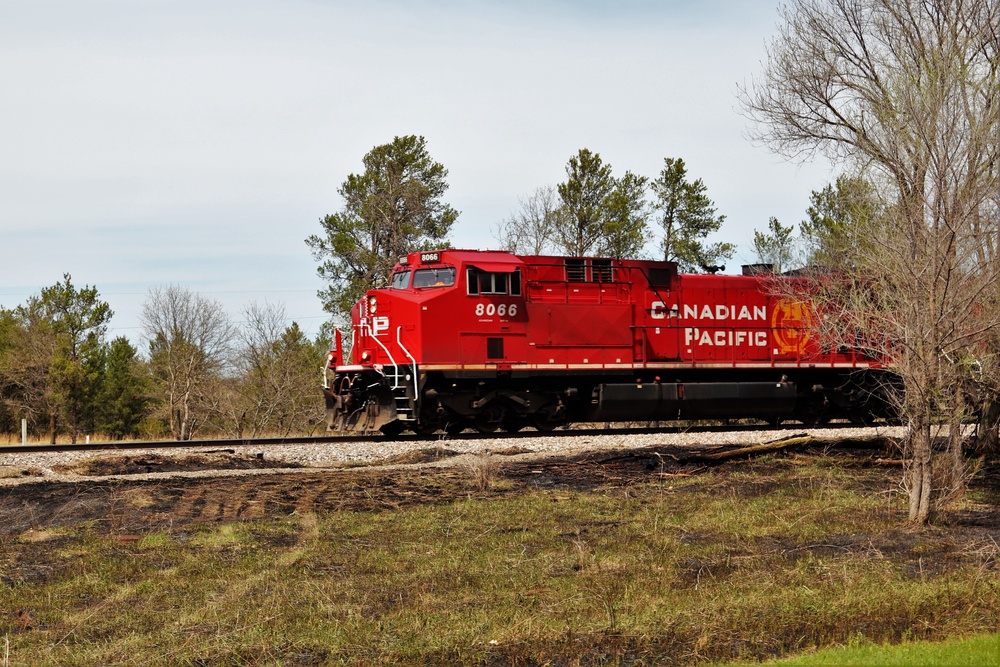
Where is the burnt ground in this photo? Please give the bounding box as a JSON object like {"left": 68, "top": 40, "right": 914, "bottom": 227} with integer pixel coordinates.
{"left": 1, "top": 443, "right": 998, "bottom": 544}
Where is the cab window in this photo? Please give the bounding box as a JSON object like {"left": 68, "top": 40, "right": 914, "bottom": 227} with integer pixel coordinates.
{"left": 467, "top": 268, "right": 521, "bottom": 296}
{"left": 390, "top": 270, "right": 411, "bottom": 289}
{"left": 412, "top": 267, "right": 456, "bottom": 288}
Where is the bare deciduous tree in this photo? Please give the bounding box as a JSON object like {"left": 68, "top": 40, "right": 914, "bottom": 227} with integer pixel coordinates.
{"left": 141, "top": 286, "right": 234, "bottom": 441}
{"left": 742, "top": 0, "right": 1000, "bottom": 523}
{"left": 218, "top": 302, "right": 323, "bottom": 437}
{"left": 492, "top": 186, "right": 563, "bottom": 255}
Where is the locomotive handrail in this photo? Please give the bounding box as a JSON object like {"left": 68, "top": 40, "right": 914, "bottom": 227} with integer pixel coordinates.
{"left": 368, "top": 325, "right": 402, "bottom": 389}
{"left": 632, "top": 266, "right": 672, "bottom": 312}
{"left": 322, "top": 327, "right": 346, "bottom": 390}
{"left": 396, "top": 326, "right": 420, "bottom": 408}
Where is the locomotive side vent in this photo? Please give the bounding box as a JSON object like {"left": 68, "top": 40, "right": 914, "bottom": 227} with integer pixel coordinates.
{"left": 565, "top": 259, "right": 587, "bottom": 282}
{"left": 487, "top": 337, "right": 504, "bottom": 359}
{"left": 592, "top": 259, "right": 613, "bottom": 283}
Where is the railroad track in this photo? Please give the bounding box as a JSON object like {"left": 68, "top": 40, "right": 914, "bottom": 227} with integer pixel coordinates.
{"left": 0, "top": 420, "right": 883, "bottom": 456}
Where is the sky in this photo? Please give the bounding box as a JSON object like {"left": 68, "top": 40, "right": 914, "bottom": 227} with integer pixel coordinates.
{"left": 0, "top": 0, "right": 836, "bottom": 348}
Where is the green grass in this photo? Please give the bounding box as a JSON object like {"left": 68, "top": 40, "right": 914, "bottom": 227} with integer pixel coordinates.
{"left": 1, "top": 454, "right": 997, "bottom": 665}
{"left": 720, "top": 632, "right": 1000, "bottom": 666}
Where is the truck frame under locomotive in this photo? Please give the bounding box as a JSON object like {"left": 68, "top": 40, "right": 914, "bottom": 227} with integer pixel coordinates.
{"left": 324, "top": 249, "right": 895, "bottom": 435}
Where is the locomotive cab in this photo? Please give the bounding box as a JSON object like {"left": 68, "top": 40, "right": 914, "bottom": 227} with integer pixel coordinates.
{"left": 324, "top": 249, "right": 528, "bottom": 433}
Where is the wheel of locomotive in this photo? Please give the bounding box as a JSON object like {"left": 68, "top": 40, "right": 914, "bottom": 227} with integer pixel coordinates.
{"left": 532, "top": 406, "right": 565, "bottom": 432}
{"left": 413, "top": 410, "right": 443, "bottom": 435}
{"left": 846, "top": 387, "right": 881, "bottom": 425}
{"left": 473, "top": 403, "right": 506, "bottom": 434}
{"left": 847, "top": 410, "right": 872, "bottom": 426}
{"left": 795, "top": 403, "right": 829, "bottom": 426}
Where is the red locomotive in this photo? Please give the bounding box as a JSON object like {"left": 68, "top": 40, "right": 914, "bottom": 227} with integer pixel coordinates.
{"left": 324, "top": 249, "right": 893, "bottom": 434}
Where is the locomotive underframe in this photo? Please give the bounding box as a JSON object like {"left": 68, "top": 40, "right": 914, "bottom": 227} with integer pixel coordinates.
{"left": 326, "top": 364, "right": 897, "bottom": 435}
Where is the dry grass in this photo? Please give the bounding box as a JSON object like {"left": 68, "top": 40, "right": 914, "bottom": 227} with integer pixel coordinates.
{"left": 461, "top": 452, "right": 503, "bottom": 491}
{"left": 0, "top": 452, "right": 996, "bottom": 665}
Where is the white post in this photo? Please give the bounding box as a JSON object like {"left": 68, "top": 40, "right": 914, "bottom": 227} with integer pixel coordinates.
{"left": 21, "top": 419, "right": 27, "bottom": 445}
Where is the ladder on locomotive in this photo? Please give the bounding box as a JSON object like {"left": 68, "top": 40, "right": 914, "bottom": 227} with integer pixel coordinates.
{"left": 370, "top": 325, "right": 420, "bottom": 426}
{"left": 391, "top": 380, "right": 415, "bottom": 423}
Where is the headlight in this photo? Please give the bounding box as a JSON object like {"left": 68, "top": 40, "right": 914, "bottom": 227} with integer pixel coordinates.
{"left": 368, "top": 296, "right": 377, "bottom": 314}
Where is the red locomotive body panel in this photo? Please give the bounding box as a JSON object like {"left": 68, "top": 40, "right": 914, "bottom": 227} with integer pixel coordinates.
{"left": 326, "top": 249, "right": 892, "bottom": 434}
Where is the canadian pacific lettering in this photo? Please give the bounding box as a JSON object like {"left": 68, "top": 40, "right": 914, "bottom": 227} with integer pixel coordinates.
{"left": 684, "top": 328, "right": 769, "bottom": 347}
{"left": 649, "top": 302, "right": 767, "bottom": 322}
{"left": 647, "top": 302, "right": 771, "bottom": 348}
{"left": 683, "top": 304, "right": 767, "bottom": 321}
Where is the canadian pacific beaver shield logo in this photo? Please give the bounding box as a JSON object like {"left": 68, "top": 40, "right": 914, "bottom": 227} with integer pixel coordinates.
{"left": 770, "top": 299, "right": 814, "bottom": 354}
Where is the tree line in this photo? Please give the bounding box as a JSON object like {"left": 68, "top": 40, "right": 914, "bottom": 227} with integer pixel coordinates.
{"left": 0, "top": 277, "right": 329, "bottom": 443}
{"left": 494, "top": 151, "right": 735, "bottom": 273}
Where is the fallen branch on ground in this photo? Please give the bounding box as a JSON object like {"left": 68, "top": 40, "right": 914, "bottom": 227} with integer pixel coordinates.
{"left": 682, "top": 436, "right": 816, "bottom": 463}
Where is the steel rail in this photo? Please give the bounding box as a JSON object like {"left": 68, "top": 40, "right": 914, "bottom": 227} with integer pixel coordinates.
{"left": 0, "top": 434, "right": 398, "bottom": 456}
{"left": 0, "top": 421, "right": 885, "bottom": 457}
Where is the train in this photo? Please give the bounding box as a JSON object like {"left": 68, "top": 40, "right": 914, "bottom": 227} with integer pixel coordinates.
{"left": 323, "top": 249, "right": 896, "bottom": 435}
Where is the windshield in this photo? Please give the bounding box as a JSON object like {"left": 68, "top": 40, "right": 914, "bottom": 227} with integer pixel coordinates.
{"left": 412, "top": 267, "right": 456, "bottom": 288}
{"left": 390, "top": 270, "right": 411, "bottom": 289}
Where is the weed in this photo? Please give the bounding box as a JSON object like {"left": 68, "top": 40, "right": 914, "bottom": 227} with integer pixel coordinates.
{"left": 462, "top": 452, "right": 502, "bottom": 492}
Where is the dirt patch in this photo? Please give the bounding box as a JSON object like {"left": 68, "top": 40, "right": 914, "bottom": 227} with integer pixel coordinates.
{"left": 51, "top": 451, "right": 302, "bottom": 476}
{"left": 0, "top": 444, "right": 995, "bottom": 538}
{"left": 360, "top": 446, "right": 461, "bottom": 466}
{"left": 0, "top": 467, "right": 45, "bottom": 479}
{"left": 0, "top": 466, "right": 464, "bottom": 536}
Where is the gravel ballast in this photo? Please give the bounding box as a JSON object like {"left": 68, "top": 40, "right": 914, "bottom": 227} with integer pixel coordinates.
{"left": 0, "top": 425, "right": 904, "bottom": 486}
